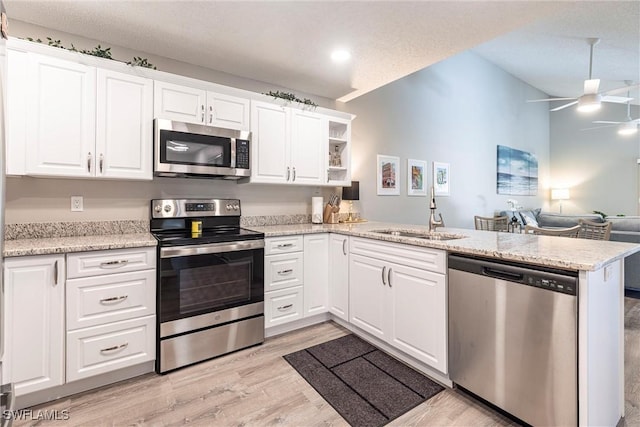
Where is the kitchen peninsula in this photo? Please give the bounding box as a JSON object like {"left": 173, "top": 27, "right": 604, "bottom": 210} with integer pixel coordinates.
{"left": 3, "top": 220, "right": 638, "bottom": 426}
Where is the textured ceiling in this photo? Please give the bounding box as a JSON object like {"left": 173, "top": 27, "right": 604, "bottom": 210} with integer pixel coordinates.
{"left": 4, "top": 1, "right": 639, "bottom": 104}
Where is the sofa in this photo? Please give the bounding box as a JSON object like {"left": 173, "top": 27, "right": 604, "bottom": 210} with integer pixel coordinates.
{"left": 499, "top": 209, "right": 640, "bottom": 290}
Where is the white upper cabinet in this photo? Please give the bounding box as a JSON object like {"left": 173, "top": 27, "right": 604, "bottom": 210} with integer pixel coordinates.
{"left": 26, "top": 53, "right": 96, "bottom": 177}
{"left": 154, "top": 81, "right": 250, "bottom": 131}
{"left": 96, "top": 69, "right": 153, "bottom": 179}
{"left": 7, "top": 45, "right": 153, "bottom": 180}
{"left": 250, "top": 101, "right": 328, "bottom": 185}
{"left": 250, "top": 101, "right": 290, "bottom": 183}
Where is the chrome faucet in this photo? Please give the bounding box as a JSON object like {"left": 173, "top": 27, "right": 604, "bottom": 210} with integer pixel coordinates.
{"left": 429, "top": 186, "right": 444, "bottom": 232}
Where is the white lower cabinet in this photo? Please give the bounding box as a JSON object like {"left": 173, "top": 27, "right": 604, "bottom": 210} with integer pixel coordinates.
{"left": 349, "top": 237, "right": 448, "bottom": 373}
{"left": 264, "top": 234, "right": 329, "bottom": 329}
{"left": 328, "top": 234, "right": 349, "bottom": 320}
{"left": 3, "top": 255, "right": 65, "bottom": 396}
{"left": 66, "top": 247, "right": 156, "bottom": 382}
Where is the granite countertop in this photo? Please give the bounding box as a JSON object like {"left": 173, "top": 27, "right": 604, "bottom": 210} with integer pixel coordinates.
{"left": 3, "top": 233, "right": 157, "bottom": 257}
{"left": 248, "top": 221, "right": 640, "bottom": 271}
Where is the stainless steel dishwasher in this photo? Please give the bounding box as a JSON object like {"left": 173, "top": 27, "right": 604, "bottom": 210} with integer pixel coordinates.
{"left": 448, "top": 254, "right": 578, "bottom": 427}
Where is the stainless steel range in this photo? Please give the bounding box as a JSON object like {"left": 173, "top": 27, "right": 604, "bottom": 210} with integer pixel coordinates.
{"left": 151, "top": 198, "right": 265, "bottom": 373}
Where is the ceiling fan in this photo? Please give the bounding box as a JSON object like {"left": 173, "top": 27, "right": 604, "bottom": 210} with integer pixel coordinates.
{"left": 581, "top": 91, "right": 639, "bottom": 135}
{"left": 527, "top": 38, "right": 638, "bottom": 112}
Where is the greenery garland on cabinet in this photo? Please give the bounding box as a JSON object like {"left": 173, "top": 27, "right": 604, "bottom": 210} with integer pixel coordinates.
{"left": 24, "top": 37, "right": 157, "bottom": 69}
{"left": 263, "top": 90, "right": 318, "bottom": 109}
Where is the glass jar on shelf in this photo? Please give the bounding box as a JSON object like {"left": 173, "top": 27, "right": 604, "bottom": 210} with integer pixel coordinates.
{"left": 330, "top": 146, "right": 342, "bottom": 167}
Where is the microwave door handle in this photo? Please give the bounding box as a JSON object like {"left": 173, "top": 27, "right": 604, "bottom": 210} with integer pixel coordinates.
{"left": 230, "top": 138, "right": 236, "bottom": 168}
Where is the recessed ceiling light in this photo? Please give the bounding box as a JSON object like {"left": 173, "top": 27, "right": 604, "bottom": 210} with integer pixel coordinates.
{"left": 331, "top": 49, "right": 351, "bottom": 63}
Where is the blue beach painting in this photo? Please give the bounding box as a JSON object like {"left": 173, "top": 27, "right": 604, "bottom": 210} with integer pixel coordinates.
{"left": 497, "top": 145, "right": 538, "bottom": 196}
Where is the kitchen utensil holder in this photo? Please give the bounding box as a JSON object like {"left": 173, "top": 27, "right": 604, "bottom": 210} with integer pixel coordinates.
{"left": 323, "top": 204, "right": 340, "bottom": 224}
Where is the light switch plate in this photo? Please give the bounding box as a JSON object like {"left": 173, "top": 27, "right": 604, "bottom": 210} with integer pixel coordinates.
{"left": 71, "top": 196, "right": 83, "bottom": 212}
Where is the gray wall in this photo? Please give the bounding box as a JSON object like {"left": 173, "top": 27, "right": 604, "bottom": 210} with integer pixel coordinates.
{"left": 344, "top": 51, "right": 551, "bottom": 229}
{"left": 550, "top": 102, "right": 640, "bottom": 216}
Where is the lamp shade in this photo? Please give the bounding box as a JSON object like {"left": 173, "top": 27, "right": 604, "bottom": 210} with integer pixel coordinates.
{"left": 551, "top": 188, "right": 570, "bottom": 200}
{"left": 342, "top": 181, "right": 360, "bottom": 201}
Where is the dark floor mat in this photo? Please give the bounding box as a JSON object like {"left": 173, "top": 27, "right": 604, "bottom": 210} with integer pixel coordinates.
{"left": 284, "top": 334, "right": 444, "bottom": 427}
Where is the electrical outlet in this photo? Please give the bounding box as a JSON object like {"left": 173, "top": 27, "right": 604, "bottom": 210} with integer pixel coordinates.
{"left": 71, "top": 196, "right": 83, "bottom": 212}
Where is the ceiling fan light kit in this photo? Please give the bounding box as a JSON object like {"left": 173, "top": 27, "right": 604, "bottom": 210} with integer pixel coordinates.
{"left": 577, "top": 94, "right": 602, "bottom": 113}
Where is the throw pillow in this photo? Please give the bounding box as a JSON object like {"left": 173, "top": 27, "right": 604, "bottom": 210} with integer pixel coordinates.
{"left": 519, "top": 210, "right": 539, "bottom": 227}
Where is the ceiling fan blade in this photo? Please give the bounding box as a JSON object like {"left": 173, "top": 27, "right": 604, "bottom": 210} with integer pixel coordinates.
{"left": 550, "top": 100, "right": 579, "bottom": 112}
{"left": 527, "top": 97, "right": 576, "bottom": 103}
{"left": 593, "top": 120, "right": 622, "bottom": 124}
{"left": 581, "top": 124, "right": 618, "bottom": 131}
{"left": 602, "top": 95, "right": 634, "bottom": 103}
{"left": 584, "top": 79, "right": 600, "bottom": 94}
{"left": 604, "top": 83, "right": 640, "bottom": 96}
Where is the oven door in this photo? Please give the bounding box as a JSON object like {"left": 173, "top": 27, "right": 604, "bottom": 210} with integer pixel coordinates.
{"left": 158, "top": 240, "right": 264, "bottom": 335}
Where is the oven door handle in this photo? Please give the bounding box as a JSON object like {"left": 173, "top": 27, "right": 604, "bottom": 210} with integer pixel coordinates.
{"left": 160, "top": 239, "right": 265, "bottom": 258}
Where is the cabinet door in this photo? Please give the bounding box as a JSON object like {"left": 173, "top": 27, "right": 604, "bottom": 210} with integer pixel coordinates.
{"left": 387, "top": 263, "right": 447, "bottom": 373}
{"left": 3, "top": 255, "right": 65, "bottom": 395}
{"left": 96, "top": 69, "right": 153, "bottom": 180}
{"left": 206, "top": 91, "right": 250, "bottom": 131}
{"left": 26, "top": 53, "right": 96, "bottom": 177}
{"left": 290, "top": 109, "right": 327, "bottom": 185}
{"left": 328, "top": 234, "right": 349, "bottom": 320}
{"left": 303, "top": 234, "right": 329, "bottom": 316}
{"left": 250, "top": 101, "right": 290, "bottom": 183}
{"left": 349, "top": 253, "right": 387, "bottom": 341}
{"left": 6, "top": 48, "right": 28, "bottom": 176}
{"left": 153, "top": 80, "right": 206, "bottom": 124}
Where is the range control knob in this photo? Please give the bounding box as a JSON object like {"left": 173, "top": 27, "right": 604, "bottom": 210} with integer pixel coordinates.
{"left": 226, "top": 204, "right": 232, "bottom": 210}
{"left": 154, "top": 205, "right": 162, "bottom": 213}
{"left": 163, "top": 204, "right": 172, "bottom": 213}
{"left": 233, "top": 204, "right": 239, "bottom": 211}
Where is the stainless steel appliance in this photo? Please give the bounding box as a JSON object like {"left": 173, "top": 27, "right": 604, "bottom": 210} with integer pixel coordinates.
{"left": 151, "top": 199, "right": 264, "bottom": 373}
{"left": 153, "top": 119, "right": 250, "bottom": 179}
{"left": 448, "top": 255, "right": 578, "bottom": 426}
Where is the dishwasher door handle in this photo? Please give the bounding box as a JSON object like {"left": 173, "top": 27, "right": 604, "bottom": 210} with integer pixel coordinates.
{"left": 482, "top": 267, "right": 524, "bottom": 282}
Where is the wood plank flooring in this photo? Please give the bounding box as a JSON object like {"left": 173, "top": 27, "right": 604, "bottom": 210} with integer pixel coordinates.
{"left": 14, "top": 297, "right": 640, "bottom": 426}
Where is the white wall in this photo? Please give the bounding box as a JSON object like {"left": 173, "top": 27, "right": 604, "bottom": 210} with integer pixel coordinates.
{"left": 549, "top": 102, "right": 640, "bottom": 216}
{"left": 343, "top": 51, "right": 551, "bottom": 229}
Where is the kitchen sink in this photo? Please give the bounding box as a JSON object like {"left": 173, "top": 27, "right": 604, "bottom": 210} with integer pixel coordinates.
{"left": 370, "top": 229, "right": 466, "bottom": 241}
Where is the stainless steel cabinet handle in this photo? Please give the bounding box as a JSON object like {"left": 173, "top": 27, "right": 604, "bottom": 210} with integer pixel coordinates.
{"left": 388, "top": 268, "right": 393, "bottom": 287}
{"left": 100, "top": 343, "right": 129, "bottom": 354}
{"left": 53, "top": 260, "right": 58, "bottom": 285}
{"left": 292, "top": 167, "right": 296, "bottom": 181}
{"left": 382, "top": 266, "right": 387, "bottom": 285}
{"left": 201, "top": 104, "right": 205, "bottom": 122}
{"left": 276, "top": 243, "right": 293, "bottom": 248}
{"left": 100, "top": 295, "right": 129, "bottom": 304}
{"left": 277, "top": 269, "right": 293, "bottom": 275}
{"left": 342, "top": 239, "right": 347, "bottom": 255}
{"left": 99, "top": 153, "right": 104, "bottom": 174}
{"left": 327, "top": 170, "right": 330, "bottom": 183}
{"left": 100, "top": 259, "right": 129, "bottom": 268}
{"left": 286, "top": 166, "right": 290, "bottom": 181}
{"left": 87, "top": 152, "right": 92, "bottom": 173}
{"left": 209, "top": 105, "right": 213, "bottom": 123}
{"left": 277, "top": 304, "right": 293, "bottom": 311}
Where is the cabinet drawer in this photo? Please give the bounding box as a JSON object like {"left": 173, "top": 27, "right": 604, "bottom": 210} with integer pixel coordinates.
{"left": 67, "top": 269, "right": 156, "bottom": 330}
{"left": 265, "top": 236, "right": 304, "bottom": 255}
{"left": 350, "top": 237, "right": 446, "bottom": 274}
{"left": 265, "top": 252, "right": 303, "bottom": 291}
{"left": 66, "top": 315, "right": 155, "bottom": 382}
{"left": 67, "top": 247, "right": 156, "bottom": 279}
{"left": 265, "top": 286, "right": 303, "bottom": 328}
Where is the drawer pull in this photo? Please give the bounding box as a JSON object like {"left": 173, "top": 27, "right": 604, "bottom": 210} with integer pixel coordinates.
{"left": 276, "top": 243, "right": 294, "bottom": 249}
{"left": 100, "top": 343, "right": 128, "bottom": 354}
{"left": 100, "top": 295, "right": 129, "bottom": 304}
{"left": 100, "top": 260, "right": 129, "bottom": 268}
{"left": 277, "top": 304, "right": 293, "bottom": 311}
{"left": 277, "top": 269, "right": 293, "bottom": 275}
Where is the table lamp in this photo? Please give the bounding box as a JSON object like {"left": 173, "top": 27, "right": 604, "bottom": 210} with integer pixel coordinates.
{"left": 342, "top": 181, "right": 360, "bottom": 222}
{"left": 551, "top": 188, "right": 570, "bottom": 213}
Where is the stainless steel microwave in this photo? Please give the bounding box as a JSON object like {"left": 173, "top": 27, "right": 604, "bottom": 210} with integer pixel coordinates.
{"left": 153, "top": 119, "right": 251, "bottom": 179}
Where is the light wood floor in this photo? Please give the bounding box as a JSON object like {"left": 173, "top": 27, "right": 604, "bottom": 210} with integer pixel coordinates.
{"left": 15, "top": 297, "right": 640, "bottom": 426}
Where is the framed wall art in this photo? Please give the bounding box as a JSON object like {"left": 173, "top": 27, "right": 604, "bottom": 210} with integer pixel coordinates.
{"left": 376, "top": 154, "right": 400, "bottom": 195}
{"left": 407, "top": 159, "right": 427, "bottom": 196}
{"left": 496, "top": 145, "right": 538, "bottom": 196}
{"left": 433, "top": 161, "right": 450, "bottom": 196}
